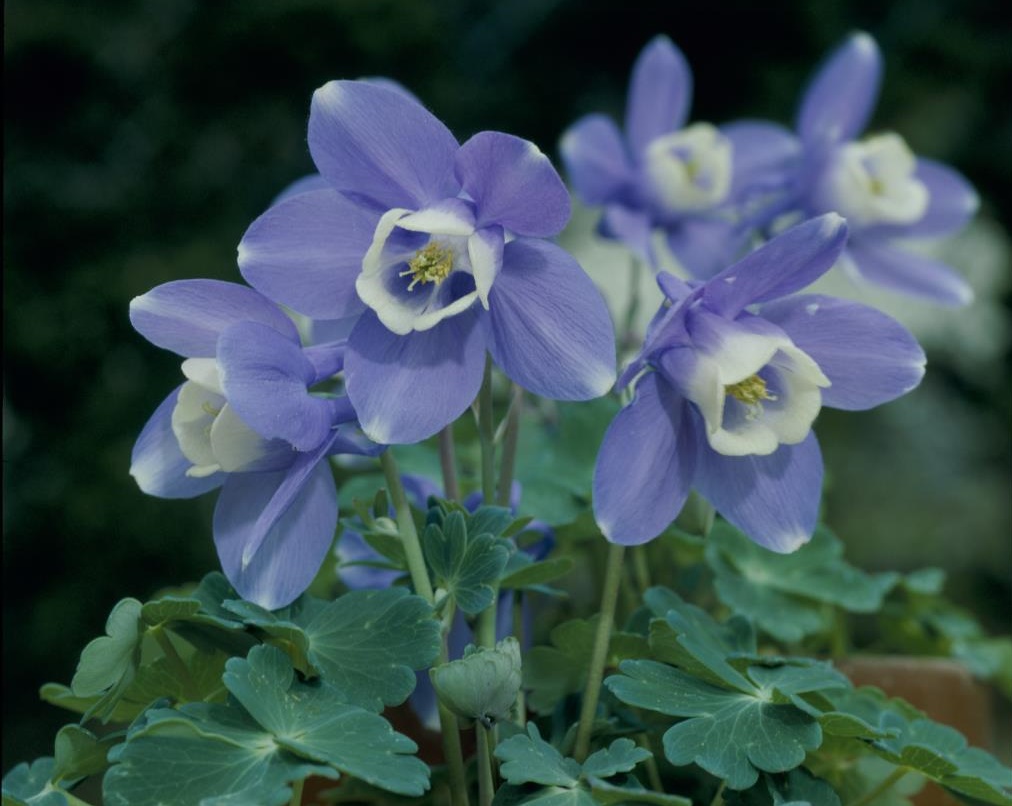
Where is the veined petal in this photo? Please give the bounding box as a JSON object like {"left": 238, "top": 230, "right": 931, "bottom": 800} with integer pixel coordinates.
{"left": 238, "top": 188, "right": 376, "bottom": 321}
{"left": 593, "top": 373, "right": 696, "bottom": 545}
{"left": 302, "top": 340, "right": 346, "bottom": 382}
{"left": 684, "top": 308, "right": 792, "bottom": 384}
{"left": 797, "top": 32, "right": 882, "bottom": 145}
{"left": 213, "top": 453, "right": 338, "bottom": 610}
{"left": 625, "top": 35, "right": 692, "bottom": 156}
{"left": 309, "top": 80, "right": 459, "bottom": 210}
{"left": 694, "top": 432, "right": 823, "bottom": 553}
{"left": 485, "top": 239, "right": 616, "bottom": 400}
{"left": 846, "top": 238, "right": 973, "bottom": 306}
{"left": 763, "top": 295, "right": 926, "bottom": 411}
{"left": 217, "top": 321, "right": 335, "bottom": 452}
{"left": 130, "top": 387, "right": 225, "bottom": 499}
{"left": 469, "top": 225, "right": 504, "bottom": 308}
{"left": 658, "top": 347, "right": 723, "bottom": 437}
{"left": 560, "top": 113, "right": 635, "bottom": 205}
{"left": 130, "top": 280, "right": 298, "bottom": 358}
{"left": 455, "top": 131, "right": 571, "bottom": 236}
{"left": 702, "top": 213, "right": 848, "bottom": 316}
{"left": 345, "top": 308, "right": 486, "bottom": 444}
{"left": 869, "top": 158, "right": 979, "bottom": 238}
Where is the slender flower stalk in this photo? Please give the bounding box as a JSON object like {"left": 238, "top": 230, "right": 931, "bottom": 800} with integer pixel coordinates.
{"left": 288, "top": 779, "right": 304, "bottom": 806}
{"left": 573, "top": 542, "right": 626, "bottom": 761}
{"left": 437, "top": 601, "right": 470, "bottom": 806}
{"left": 476, "top": 725, "right": 495, "bottom": 806}
{"left": 845, "top": 768, "right": 909, "bottom": 806}
{"left": 476, "top": 360, "right": 499, "bottom": 648}
{"left": 380, "top": 450, "right": 434, "bottom": 603}
{"left": 495, "top": 384, "right": 523, "bottom": 507}
{"left": 439, "top": 426, "right": 461, "bottom": 501}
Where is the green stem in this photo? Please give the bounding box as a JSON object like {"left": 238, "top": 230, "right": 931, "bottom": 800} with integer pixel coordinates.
{"left": 845, "top": 767, "right": 909, "bottom": 806}
{"left": 380, "top": 449, "right": 434, "bottom": 604}
{"left": 513, "top": 593, "right": 527, "bottom": 728}
{"left": 439, "top": 426, "right": 460, "bottom": 501}
{"left": 708, "top": 781, "right": 726, "bottom": 806}
{"left": 476, "top": 723, "right": 495, "bottom": 806}
{"left": 495, "top": 384, "right": 523, "bottom": 507}
{"left": 288, "top": 778, "right": 304, "bottom": 806}
{"left": 631, "top": 545, "right": 651, "bottom": 595}
{"left": 437, "top": 602, "right": 471, "bottom": 806}
{"left": 478, "top": 358, "right": 496, "bottom": 504}
{"left": 621, "top": 256, "right": 643, "bottom": 352}
{"left": 573, "top": 542, "right": 626, "bottom": 762}
{"left": 637, "top": 733, "right": 663, "bottom": 792}
{"left": 829, "top": 605, "right": 849, "bottom": 659}
{"left": 152, "top": 628, "right": 197, "bottom": 701}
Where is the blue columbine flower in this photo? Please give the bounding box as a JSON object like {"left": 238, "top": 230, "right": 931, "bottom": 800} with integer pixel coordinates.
{"left": 785, "top": 32, "right": 979, "bottom": 305}
{"left": 593, "top": 214, "right": 926, "bottom": 551}
{"left": 237, "top": 80, "right": 616, "bottom": 445}
{"left": 129, "top": 279, "right": 379, "bottom": 609}
{"left": 560, "top": 35, "right": 799, "bottom": 277}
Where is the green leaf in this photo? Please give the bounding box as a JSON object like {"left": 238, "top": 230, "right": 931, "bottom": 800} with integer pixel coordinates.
{"left": 431, "top": 638, "right": 522, "bottom": 725}
{"left": 606, "top": 660, "right": 836, "bottom": 790}
{"left": 2, "top": 758, "right": 70, "bottom": 806}
{"left": 496, "top": 724, "right": 581, "bottom": 787}
{"left": 69, "top": 598, "right": 143, "bottom": 721}
{"left": 723, "top": 769, "right": 842, "bottom": 806}
{"left": 500, "top": 557, "right": 574, "bottom": 590}
{"left": 51, "top": 725, "right": 112, "bottom": 784}
{"left": 706, "top": 524, "right": 898, "bottom": 642}
{"left": 587, "top": 777, "right": 692, "bottom": 805}
{"left": 226, "top": 588, "right": 440, "bottom": 712}
{"left": 223, "top": 646, "right": 430, "bottom": 796}
{"left": 493, "top": 786, "right": 597, "bottom": 806}
{"left": 466, "top": 506, "right": 516, "bottom": 539}
{"left": 581, "top": 738, "right": 651, "bottom": 780}
{"left": 523, "top": 618, "right": 648, "bottom": 714}
{"left": 422, "top": 511, "right": 511, "bottom": 614}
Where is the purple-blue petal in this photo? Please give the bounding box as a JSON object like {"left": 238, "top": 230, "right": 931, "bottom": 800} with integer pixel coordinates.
{"left": 593, "top": 372, "right": 696, "bottom": 545}
{"left": 270, "top": 173, "right": 331, "bottom": 206}
{"left": 485, "top": 239, "right": 616, "bottom": 400}
{"left": 702, "top": 214, "right": 848, "bottom": 317}
{"left": 693, "top": 432, "right": 823, "bottom": 553}
{"left": 868, "top": 158, "right": 979, "bottom": 239}
{"left": 308, "top": 80, "right": 459, "bottom": 210}
{"left": 303, "top": 340, "right": 346, "bottom": 382}
{"left": 797, "top": 32, "right": 882, "bottom": 146}
{"left": 217, "top": 321, "right": 336, "bottom": 452}
{"left": 560, "top": 114, "right": 635, "bottom": 206}
{"left": 760, "top": 294, "right": 925, "bottom": 411}
{"left": 130, "top": 279, "right": 298, "bottom": 358}
{"left": 624, "top": 35, "right": 693, "bottom": 157}
{"left": 213, "top": 455, "right": 338, "bottom": 610}
{"left": 846, "top": 237, "right": 973, "bottom": 306}
{"left": 238, "top": 188, "right": 376, "bottom": 321}
{"left": 345, "top": 308, "right": 487, "bottom": 444}
{"left": 599, "top": 204, "right": 655, "bottom": 266}
{"left": 665, "top": 217, "right": 748, "bottom": 281}
{"left": 722, "top": 120, "right": 801, "bottom": 198}
{"left": 130, "top": 386, "right": 225, "bottom": 499}
{"left": 336, "top": 528, "right": 404, "bottom": 590}
{"left": 455, "top": 131, "right": 571, "bottom": 237}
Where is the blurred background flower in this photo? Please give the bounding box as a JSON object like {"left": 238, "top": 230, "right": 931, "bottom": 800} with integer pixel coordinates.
{"left": 4, "top": 0, "right": 1009, "bottom": 764}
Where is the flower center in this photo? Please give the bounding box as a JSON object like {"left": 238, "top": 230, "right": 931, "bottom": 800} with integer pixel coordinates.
{"left": 400, "top": 241, "right": 454, "bottom": 291}
{"left": 725, "top": 374, "right": 777, "bottom": 420}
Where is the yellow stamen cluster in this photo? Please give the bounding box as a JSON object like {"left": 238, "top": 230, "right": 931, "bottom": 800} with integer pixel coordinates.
{"left": 400, "top": 241, "right": 453, "bottom": 291}
{"left": 725, "top": 374, "right": 777, "bottom": 420}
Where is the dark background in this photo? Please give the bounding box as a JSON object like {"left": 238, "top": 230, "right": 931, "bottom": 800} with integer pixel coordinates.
{"left": 5, "top": 0, "right": 1010, "bottom": 767}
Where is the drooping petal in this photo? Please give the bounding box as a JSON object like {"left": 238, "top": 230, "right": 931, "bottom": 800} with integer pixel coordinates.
{"left": 702, "top": 213, "right": 848, "bottom": 316}
{"left": 869, "top": 158, "right": 979, "bottom": 239}
{"left": 130, "top": 280, "right": 298, "bottom": 358}
{"left": 345, "top": 308, "right": 486, "bottom": 444}
{"left": 238, "top": 188, "right": 376, "bottom": 321}
{"left": 593, "top": 373, "right": 696, "bottom": 545}
{"left": 469, "top": 225, "right": 504, "bottom": 308}
{"left": 217, "top": 321, "right": 337, "bottom": 451}
{"left": 760, "top": 294, "right": 925, "bottom": 410}
{"left": 213, "top": 453, "right": 338, "bottom": 610}
{"left": 797, "top": 32, "right": 882, "bottom": 146}
{"left": 624, "top": 35, "right": 693, "bottom": 157}
{"left": 664, "top": 217, "right": 747, "bottom": 280}
{"left": 270, "top": 173, "right": 330, "bottom": 206}
{"left": 130, "top": 386, "right": 225, "bottom": 499}
{"left": 397, "top": 197, "right": 476, "bottom": 236}
{"left": 599, "top": 204, "right": 655, "bottom": 266}
{"left": 485, "top": 239, "right": 616, "bottom": 400}
{"left": 302, "top": 340, "right": 346, "bottom": 382}
{"left": 308, "top": 80, "right": 459, "bottom": 210}
{"left": 693, "top": 432, "right": 823, "bottom": 553}
{"left": 559, "top": 113, "right": 635, "bottom": 205}
{"left": 722, "top": 120, "right": 801, "bottom": 197}
{"left": 455, "top": 131, "right": 571, "bottom": 236}
{"left": 846, "top": 237, "right": 973, "bottom": 306}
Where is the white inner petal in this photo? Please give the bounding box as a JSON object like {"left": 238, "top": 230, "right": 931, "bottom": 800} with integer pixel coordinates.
{"left": 824, "top": 133, "right": 929, "bottom": 227}
{"left": 644, "top": 123, "right": 733, "bottom": 213}
{"left": 172, "top": 380, "right": 225, "bottom": 477}
{"left": 209, "top": 403, "right": 284, "bottom": 473}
